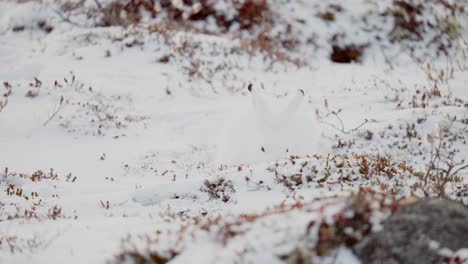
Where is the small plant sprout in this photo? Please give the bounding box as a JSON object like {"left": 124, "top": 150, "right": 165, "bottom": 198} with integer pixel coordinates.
{"left": 43, "top": 96, "right": 68, "bottom": 126}
{"left": 25, "top": 77, "right": 42, "bottom": 98}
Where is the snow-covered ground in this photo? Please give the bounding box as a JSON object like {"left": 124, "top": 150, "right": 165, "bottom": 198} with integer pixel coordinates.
{"left": 0, "top": 0, "right": 467, "bottom": 263}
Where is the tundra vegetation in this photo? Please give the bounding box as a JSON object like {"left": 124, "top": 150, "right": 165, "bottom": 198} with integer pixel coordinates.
{"left": 0, "top": 0, "right": 467, "bottom": 263}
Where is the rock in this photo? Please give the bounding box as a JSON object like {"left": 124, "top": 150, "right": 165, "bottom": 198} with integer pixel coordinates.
{"left": 354, "top": 199, "right": 468, "bottom": 264}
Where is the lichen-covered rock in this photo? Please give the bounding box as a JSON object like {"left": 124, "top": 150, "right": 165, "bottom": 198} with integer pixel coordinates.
{"left": 354, "top": 199, "right": 468, "bottom": 264}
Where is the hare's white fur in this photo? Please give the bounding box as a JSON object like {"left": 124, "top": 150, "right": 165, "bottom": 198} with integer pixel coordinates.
{"left": 216, "top": 84, "right": 324, "bottom": 165}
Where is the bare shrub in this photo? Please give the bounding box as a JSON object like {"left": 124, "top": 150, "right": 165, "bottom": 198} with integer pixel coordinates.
{"left": 423, "top": 117, "right": 467, "bottom": 198}
{"left": 388, "top": 0, "right": 425, "bottom": 42}
{"left": 385, "top": 63, "right": 466, "bottom": 109}
{"left": 57, "top": 0, "right": 304, "bottom": 67}
{"left": 201, "top": 178, "right": 235, "bottom": 202}
{"left": 384, "top": 0, "right": 466, "bottom": 57}
{"left": 317, "top": 100, "right": 375, "bottom": 134}
{"left": 60, "top": 0, "right": 271, "bottom": 31}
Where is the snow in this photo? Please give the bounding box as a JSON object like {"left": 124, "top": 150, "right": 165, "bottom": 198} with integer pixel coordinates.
{"left": 0, "top": 0, "right": 467, "bottom": 263}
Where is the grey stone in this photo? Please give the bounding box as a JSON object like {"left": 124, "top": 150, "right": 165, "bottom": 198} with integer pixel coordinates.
{"left": 354, "top": 199, "right": 468, "bottom": 264}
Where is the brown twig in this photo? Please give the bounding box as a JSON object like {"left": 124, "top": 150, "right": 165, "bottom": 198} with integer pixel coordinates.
{"left": 43, "top": 96, "right": 67, "bottom": 126}
{"left": 423, "top": 118, "right": 467, "bottom": 198}
{"left": 320, "top": 108, "right": 375, "bottom": 134}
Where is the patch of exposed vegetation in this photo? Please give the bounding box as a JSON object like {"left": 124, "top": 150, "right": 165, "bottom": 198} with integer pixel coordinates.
{"left": 0, "top": 168, "right": 77, "bottom": 221}
{"left": 112, "top": 190, "right": 401, "bottom": 264}
{"left": 201, "top": 178, "right": 235, "bottom": 202}
{"left": 0, "top": 235, "right": 44, "bottom": 254}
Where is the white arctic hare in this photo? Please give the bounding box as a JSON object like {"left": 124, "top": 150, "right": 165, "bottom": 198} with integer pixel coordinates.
{"left": 216, "top": 83, "right": 324, "bottom": 165}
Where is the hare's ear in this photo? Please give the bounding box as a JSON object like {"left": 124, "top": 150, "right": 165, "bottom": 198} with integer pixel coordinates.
{"left": 279, "top": 89, "right": 304, "bottom": 123}
{"left": 249, "top": 83, "right": 274, "bottom": 127}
